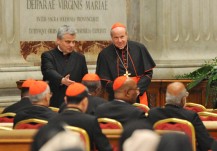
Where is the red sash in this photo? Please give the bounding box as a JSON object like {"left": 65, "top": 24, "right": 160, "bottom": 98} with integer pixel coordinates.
{"left": 131, "top": 77, "right": 148, "bottom": 106}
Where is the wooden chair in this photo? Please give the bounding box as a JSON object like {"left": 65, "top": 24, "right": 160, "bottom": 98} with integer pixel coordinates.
{"left": 202, "top": 121, "right": 217, "bottom": 139}
{"left": 98, "top": 118, "right": 122, "bottom": 151}
{"left": 14, "top": 118, "right": 48, "bottom": 129}
{"left": 185, "top": 102, "right": 206, "bottom": 112}
{"left": 153, "top": 118, "right": 196, "bottom": 151}
{"left": 0, "top": 129, "right": 37, "bottom": 151}
{"left": 48, "top": 106, "right": 59, "bottom": 112}
{"left": 198, "top": 111, "right": 217, "bottom": 121}
{"left": 155, "top": 129, "right": 185, "bottom": 135}
{"left": 98, "top": 118, "right": 123, "bottom": 129}
{"left": 133, "top": 103, "right": 150, "bottom": 115}
{"left": 0, "top": 123, "right": 13, "bottom": 129}
{"left": 65, "top": 125, "right": 90, "bottom": 151}
{"left": 0, "top": 108, "right": 5, "bottom": 114}
{"left": 0, "top": 112, "right": 16, "bottom": 123}
{"left": 0, "top": 126, "right": 12, "bottom": 130}
{"left": 205, "top": 108, "right": 217, "bottom": 113}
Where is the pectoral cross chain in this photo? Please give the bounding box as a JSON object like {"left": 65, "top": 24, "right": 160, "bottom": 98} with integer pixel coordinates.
{"left": 124, "top": 70, "right": 131, "bottom": 77}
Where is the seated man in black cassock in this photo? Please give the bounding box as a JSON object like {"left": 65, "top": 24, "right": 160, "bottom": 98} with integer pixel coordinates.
{"left": 147, "top": 82, "right": 214, "bottom": 151}
{"left": 2, "top": 79, "right": 35, "bottom": 114}
{"left": 48, "top": 82, "right": 112, "bottom": 151}
{"left": 13, "top": 80, "right": 57, "bottom": 127}
{"left": 94, "top": 76, "right": 147, "bottom": 126}
{"left": 96, "top": 22, "right": 156, "bottom": 105}
{"left": 81, "top": 73, "right": 107, "bottom": 115}
{"left": 58, "top": 73, "right": 107, "bottom": 115}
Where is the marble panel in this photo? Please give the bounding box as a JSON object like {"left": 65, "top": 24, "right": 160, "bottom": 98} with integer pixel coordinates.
{"left": 20, "top": 40, "right": 111, "bottom": 64}
{"left": 19, "top": 0, "right": 127, "bottom": 41}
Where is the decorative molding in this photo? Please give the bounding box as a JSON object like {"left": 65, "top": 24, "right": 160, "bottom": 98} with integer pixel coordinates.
{"left": 140, "top": 0, "right": 157, "bottom": 42}
{"left": 5, "top": 0, "right": 15, "bottom": 44}
{"left": 0, "top": 0, "right": 3, "bottom": 43}
{"left": 167, "top": 0, "right": 217, "bottom": 42}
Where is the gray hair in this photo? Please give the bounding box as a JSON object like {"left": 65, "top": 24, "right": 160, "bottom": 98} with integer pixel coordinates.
{"left": 29, "top": 86, "right": 50, "bottom": 102}
{"left": 81, "top": 81, "right": 101, "bottom": 93}
{"left": 57, "top": 25, "right": 77, "bottom": 39}
{"left": 166, "top": 89, "right": 187, "bottom": 105}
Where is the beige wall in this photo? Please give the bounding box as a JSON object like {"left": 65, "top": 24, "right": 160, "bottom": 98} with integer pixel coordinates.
{"left": 129, "top": 0, "right": 217, "bottom": 78}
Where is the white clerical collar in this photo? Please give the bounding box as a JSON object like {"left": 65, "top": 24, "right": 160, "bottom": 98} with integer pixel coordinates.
{"left": 58, "top": 46, "right": 69, "bottom": 55}
{"left": 57, "top": 45, "right": 63, "bottom": 52}
{"left": 115, "top": 99, "right": 126, "bottom": 103}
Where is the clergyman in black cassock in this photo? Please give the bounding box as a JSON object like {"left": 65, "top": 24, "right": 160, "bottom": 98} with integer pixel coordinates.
{"left": 95, "top": 76, "right": 147, "bottom": 126}
{"left": 82, "top": 73, "right": 107, "bottom": 115}
{"left": 58, "top": 72, "right": 107, "bottom": 115}
{"left": 3, "top": 97, "right": 32, "bottom": 114}
{"left": 50, "top": 108, "right": 112, "bottom": 151}
{"left": 147, "top": 82, "right": 214, "bottom": 151}
{"left": 49, "top": 82, "right": 112, "bottom": 151}
{"left": 96, "top": 23, "right": 156, "bottom": 103}
{"left": 13, "top": 105, "right": 57, "bottom": 127}
{"left": 13, "top": 81, "right": 57, "bottom": 127}
{"left": 2, "top": 79, "right": 35, "bottom": 114}
{"left": 58, "top": 95, "right": 107, "bottom": 115}
{"left": 41, "top": 25, "right": 88, "bottom": 107}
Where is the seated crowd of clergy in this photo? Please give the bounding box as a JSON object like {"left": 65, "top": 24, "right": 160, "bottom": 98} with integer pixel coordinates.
{"left": 1, "top": 73, "right": 217, "bottom": 151}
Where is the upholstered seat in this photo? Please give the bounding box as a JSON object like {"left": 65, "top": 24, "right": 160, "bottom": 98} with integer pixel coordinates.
{"left": 0, "top": 126, "right": 12, "bottom": 130}
{"left": 0, "top": 112, "right": 16, "bottom": 123}
{"left": 98, "top": 118, "right": 123, "bottom": 129}
{"left": 198, "top": 111, "right": 217, "bottom": 121}
{"left": 153, "top": 118, "right": 196, "bottom": 151}
{"left": 133, "top": 103, "right": 150, "bottom": 114}
{"left": 48, "top": 107, "right": 59, "bottom": 112}
{"left": 14, "top": 118, "right": 48, "bottom": 129}
{"left": 185, "top": 102, "right": 206, "bottom": 112}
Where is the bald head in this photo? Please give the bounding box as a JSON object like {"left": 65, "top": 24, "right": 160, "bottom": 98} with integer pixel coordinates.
{"left": 166, "top": 82, "right": 188, "bottom": 106}
{"left": 167, "top": 82, "right": 186, "bottom": 96}
{"left": 115, "top": 77, "right": 135, "bottom": 91}
{"left": 114, "top": 77, "right": 139, "bottom": 104}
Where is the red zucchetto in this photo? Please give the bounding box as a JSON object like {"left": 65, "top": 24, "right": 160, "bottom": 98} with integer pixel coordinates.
{"left": 29, "top": 81, "right": 48, "bottom": 95}
{"left": 113, "top": 76, "right": 127, "bottom": 91}
{"left": 111, "top": 22, "right": 126, "bottom": 30}
{"left": 82, "top": 73, "right": 100, "bottom": 81}
{"left": 66, "top": 83, "right": 87, "bottom": 97}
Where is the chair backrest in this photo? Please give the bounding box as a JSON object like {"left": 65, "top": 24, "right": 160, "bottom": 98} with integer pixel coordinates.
{"left": 133, "top": 103, "right": 150, "bottom": 113}
{"left": 0, "top": 126, "right": 12, "bottom": 130}
{"left": 185, "top": 102, "right": 206, "bottom": 112}
{"left": 14, "top": 118, "right": 48, "bottom": 129}
{"left": 198, "top": 111, "right": 217, "bottom": 121}
{"left": 153, "top": 118, "right": 196, "bottom": 151}
{"left": 98, "top": 118, "right": 123, "bottom": 129}
{"left": 0, "top": 112, "right": 16, "bottom": 123}
{"left": 48, "top": 107, "right": 59, "bottom": 112}
{"left": 207, "top": 109, "right": 217, "bottom": 113}
{"left": 65, "top": 125, "right": 90, "bottom": 151}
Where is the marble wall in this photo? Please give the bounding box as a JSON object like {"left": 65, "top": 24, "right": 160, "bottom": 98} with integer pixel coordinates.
{"left": 1, "top": 0, "right": 217, "bottom": 106}
{"left": 139, "top": 0, "right": 217, "bottom": 78}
